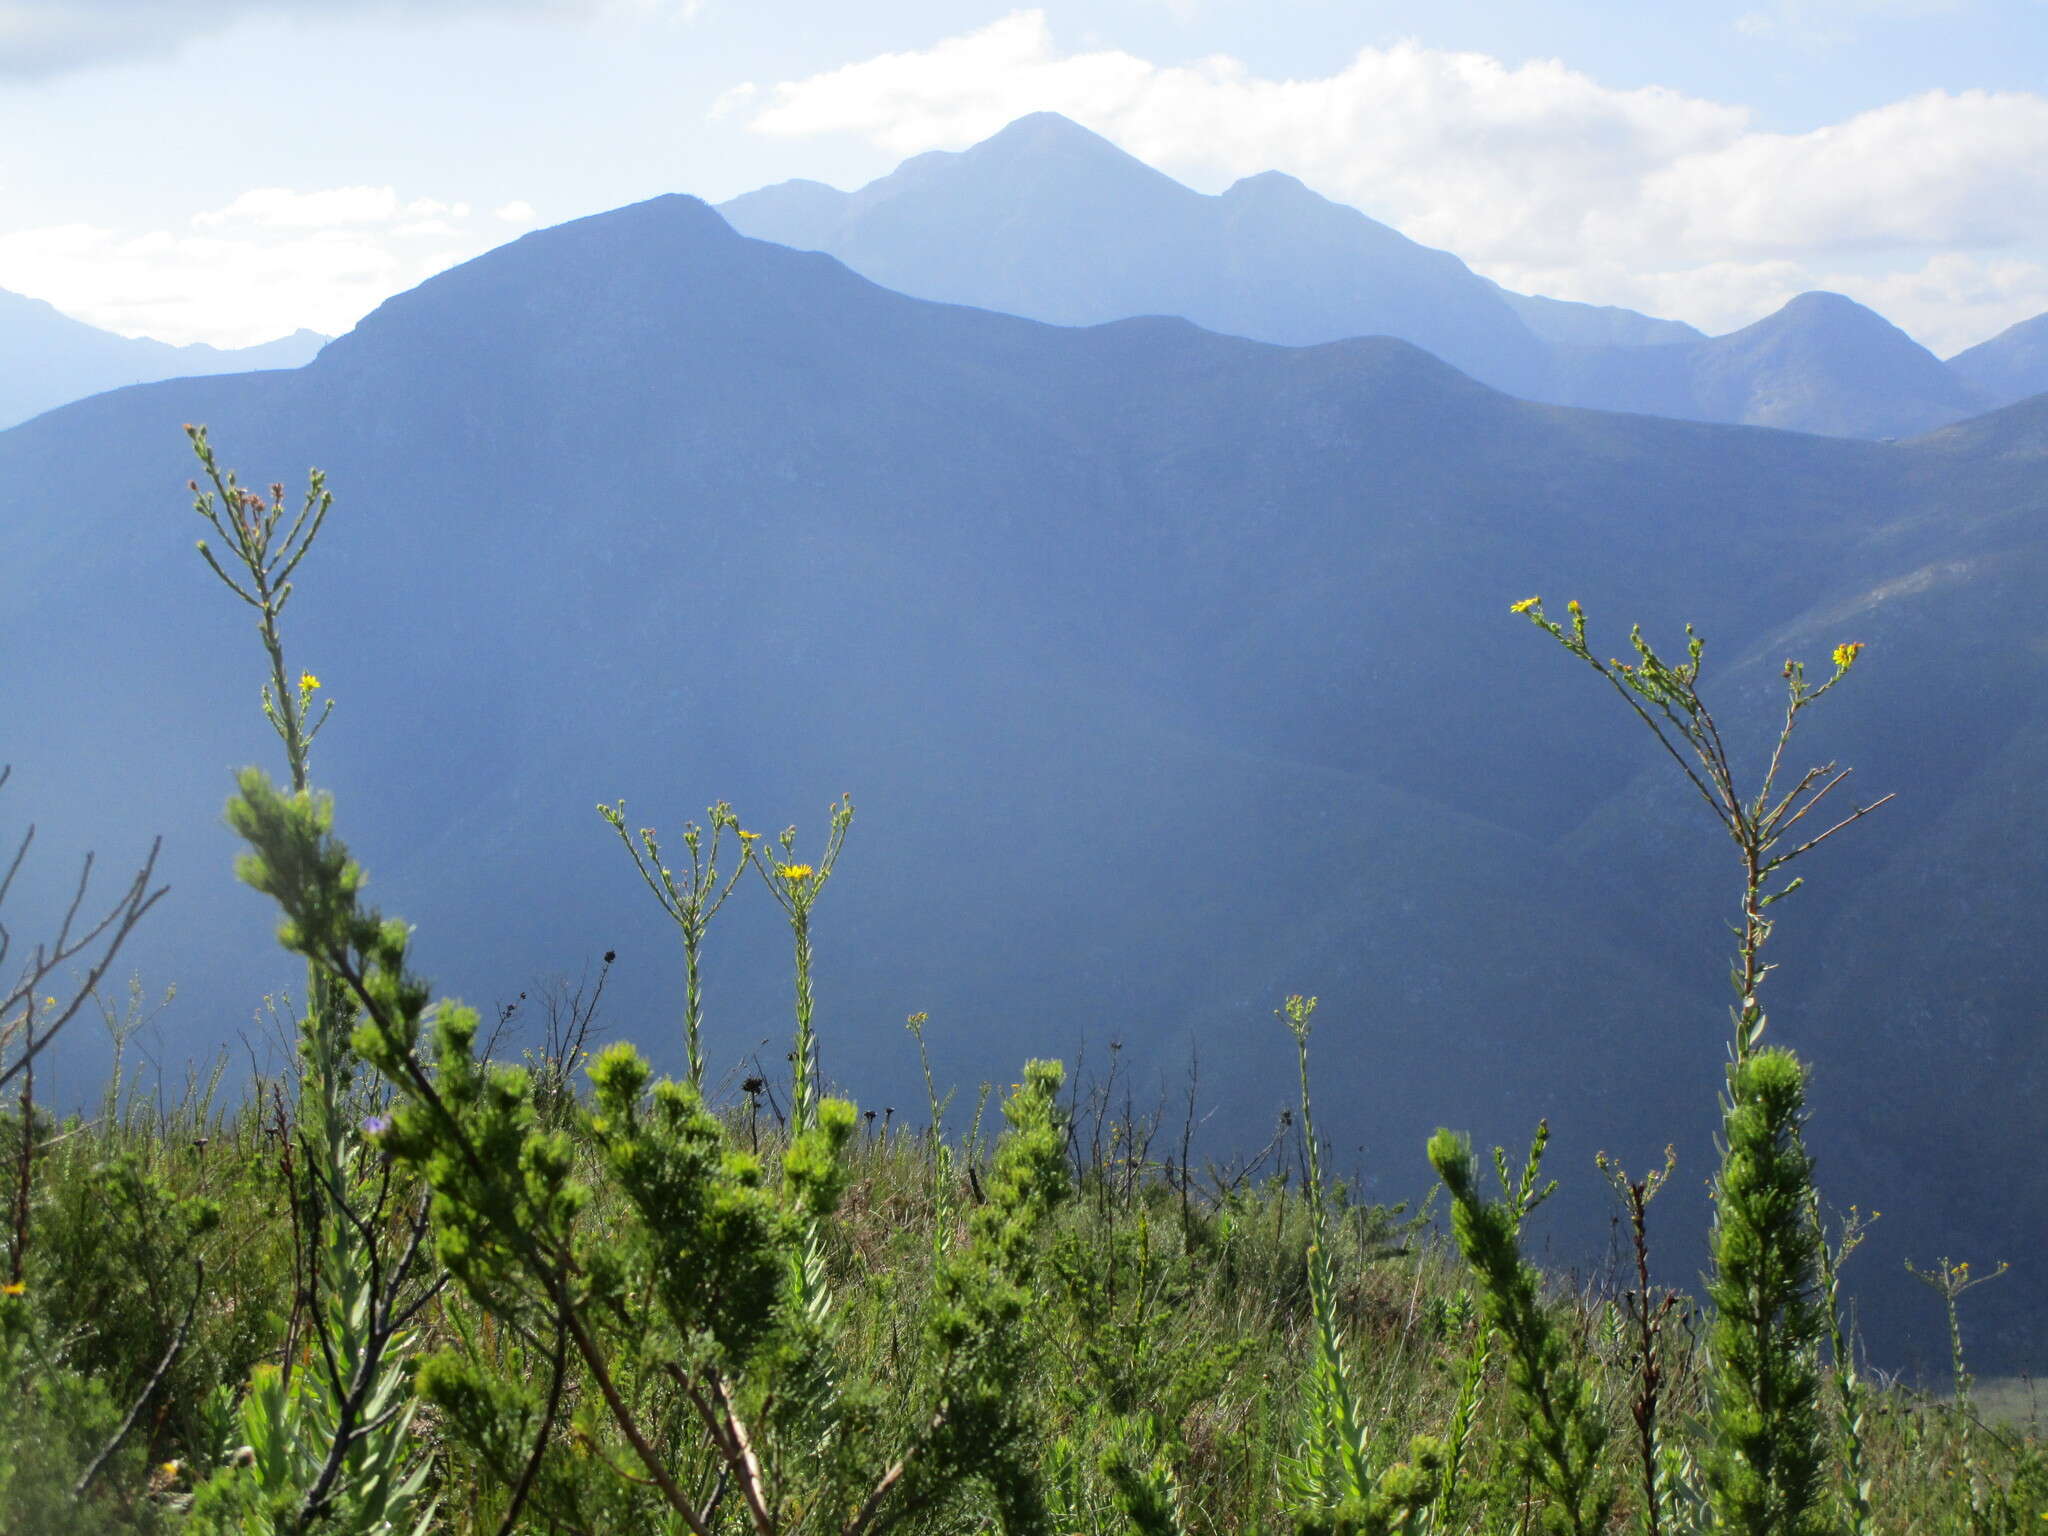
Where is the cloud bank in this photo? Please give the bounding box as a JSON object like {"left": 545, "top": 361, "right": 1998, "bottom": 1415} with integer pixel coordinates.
{"left": 0, "top": 186, "right": 537, "bottom": 347}
{"left": 743, "top": 10, "right": 2048, "bottom": 352}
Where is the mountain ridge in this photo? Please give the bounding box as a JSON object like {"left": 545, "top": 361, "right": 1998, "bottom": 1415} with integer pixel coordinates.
{"left": 718, "top": 113, "right": 2010, "bottom": 440}
{"left": 4, "top": 190, "right": 2045, "bottom": 1371}
{"left": 0, "top": 284, "right": 327, "bottom": 429}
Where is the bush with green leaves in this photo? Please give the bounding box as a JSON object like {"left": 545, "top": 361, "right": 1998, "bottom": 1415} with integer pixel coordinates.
{"left": 224, "top": 763, "right": 1077, "bottom": 1534}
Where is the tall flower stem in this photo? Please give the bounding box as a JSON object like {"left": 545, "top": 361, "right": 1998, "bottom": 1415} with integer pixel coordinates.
{"left": 597, "top": 800, "right": 748, "bottom": 1090}
{"left": 755, "top": 796, "right": 852, "bottom": 1136}
{"left": 1513, "top": 599, "right": 1890, "bottom": 1536}
{"left": 185, "top": 428, "right": 430, "bottom": 1534}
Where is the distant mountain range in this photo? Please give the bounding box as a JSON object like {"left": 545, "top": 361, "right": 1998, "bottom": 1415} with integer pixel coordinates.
{"left": 0, "top": 286, "right": 326, "bottom": 429}
{"left": 721, "top": 112, "right": 2048, "bottom": 439}
{"left": 6, "top": 193, "right": 2048, "bottom": 1374}
{"left": 12, "top": 114, "right": 2047, "bottom": 446}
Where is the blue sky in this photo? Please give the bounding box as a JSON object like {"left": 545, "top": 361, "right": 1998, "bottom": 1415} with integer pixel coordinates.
{"left": 4, "top": 1, "right": 2045, "bottom": 353}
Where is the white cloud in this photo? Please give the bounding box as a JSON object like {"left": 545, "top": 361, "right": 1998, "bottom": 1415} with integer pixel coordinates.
{"left": 743, "top": 10, "right": 2048, "bottom": 346}
{"left": 494, "top": 200, "right": 539, "bottom": 223}
{"left": 0, "top": 185, "right": 517, "bottom": 346}
{"left": 1640, "top": 91, "right": 2048, "bottom": 259}
{"left": 708, "top": 81, "right": 759, "bottom": 121}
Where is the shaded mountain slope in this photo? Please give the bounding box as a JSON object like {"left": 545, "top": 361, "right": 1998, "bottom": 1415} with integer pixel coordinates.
{"left": 3, "top": 194, "right": 2043, "bottom": 1368}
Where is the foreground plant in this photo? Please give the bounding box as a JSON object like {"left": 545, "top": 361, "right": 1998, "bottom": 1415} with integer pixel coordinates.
{"left": 228, "top": 768, "right": 1070, "bottom": 1533}
{"left": 1512, "top": 597, "right": 1888, "bottom": 1536}
{"left": 595, "top": 799, "right": 748, "bottom": 1092}
{"left": 756, "top": 798, "right": 855, "bottom": 1138}
{"left": 1429, "top": 1123, "right": 1610, "bottom": 1536}
{"left": 182, "top": 427, "right": 434, "bottom": 1536}
{"left": 1281, "top": 995, "right": 1443, "bottom": 1536}
{"left": 1597, "top": 1145, "right": 1689, "bottom": 1536}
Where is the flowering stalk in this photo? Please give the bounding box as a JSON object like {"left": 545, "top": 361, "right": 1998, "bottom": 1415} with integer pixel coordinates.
{"left": 1513, "top": 600, "right": 1888, "bottom": 1536}
{"left": 596, "top": 799, "right": 748, "bottom": 1090}
{"left": 755, "top": 797, "right": 853, "bottom": 1137}
{"left": 185, "top": 429, "right": 431, "bottom": 1535}
{"left": 187, "top": 426, "right": 332, "bottom": 798}
{"left": 1905, "top": 1254, "right": 2010, "bottom": 1411}
{"left": 1510, "top": 600, "right": 1887, "bottom": 1067}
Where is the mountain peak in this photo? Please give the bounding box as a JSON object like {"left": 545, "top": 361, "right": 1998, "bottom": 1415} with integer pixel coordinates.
{"left": 1749, "top": 290, "right": 1902, "bottom": 337}
{"left": 1221, "top": 169, "right": 1317, "bottom": 201}
{"left": 1695, "top": 288, "right": 1982, "bottom": 436}
{"left": 947, "top": 111, "right": 1179, "bottom": 190}
{"left": 315, "top": 193, "right": 761, "bottom": 372}
{"left": 973, "top": 111, "right": 1122, "bottom": 154}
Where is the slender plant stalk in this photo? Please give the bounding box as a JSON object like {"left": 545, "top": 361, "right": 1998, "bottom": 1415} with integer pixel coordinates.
{"left": 1599, "top": 1148, "right": 1680, "bottom": 1536}
{"left": 1814, "top": 1199, "right": 1875, "bottom": 1536}
{"left": 596, "top": 801, "right": 748, "bottom": 1090}
{"left": 755, "top": 797, "right": 853, "bottom": 1136}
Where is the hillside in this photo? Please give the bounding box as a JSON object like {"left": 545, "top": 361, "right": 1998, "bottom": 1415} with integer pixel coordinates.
{"left": 3, "top": 193, "right": 2043, "bottom": 1369}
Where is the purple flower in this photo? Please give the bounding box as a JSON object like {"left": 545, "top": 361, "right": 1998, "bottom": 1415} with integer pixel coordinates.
{"left": 361, "top": 1114, "right": 392, "bottom": 1138}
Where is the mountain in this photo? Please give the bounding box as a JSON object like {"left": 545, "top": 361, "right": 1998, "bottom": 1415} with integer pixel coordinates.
{"left": 4, "top": 194, "right": 2045, "bottom": 1374}
{"left": 721, "top": 115, "right": 1986, "bottom": 440}
{"left": 719, "top": 111, "right": 1557, "bottom": 396}
{"left": 1548, "top": 290, "right": 1991, "bottom": 438}
{"left": 0, "top": 286, "right": 326, "bottom": 429}
{"left": 1491, "top": 284, "right": 1703, "bottom": 349}
{"left": 1948, "top": 310, "right": 2048, "bottom": 411}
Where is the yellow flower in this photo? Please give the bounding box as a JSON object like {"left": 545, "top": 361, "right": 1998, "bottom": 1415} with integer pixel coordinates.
{"left": 1510, "top": 596, "right": 1541, "bottom": 614}
{"left": 1831, "top": 642, "right": 1864, "bottom": 670}
{"left": 1566, "top": 599, "right": 1583, "bottom": 616}
{"left": 2, "top": 1281, "right": 24, "bottom": 1296}
{"left": 778, "top": 863, "right": 815, "bottom": 883}
{"left": 738, "top": 830, "right": 760, "bottom": 842}
{"left": 300, "top": 671, "right": 321, "bottom": 691}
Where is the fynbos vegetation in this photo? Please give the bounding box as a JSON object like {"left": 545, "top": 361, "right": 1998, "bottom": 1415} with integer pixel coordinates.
{"left": 1, "top": 439, "right": 2042, "bottom": 1533}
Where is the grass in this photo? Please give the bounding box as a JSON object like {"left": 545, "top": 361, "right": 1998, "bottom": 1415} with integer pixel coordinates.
{"left": 2, "top": 1030, "right": 2044, "bottom": 1534}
